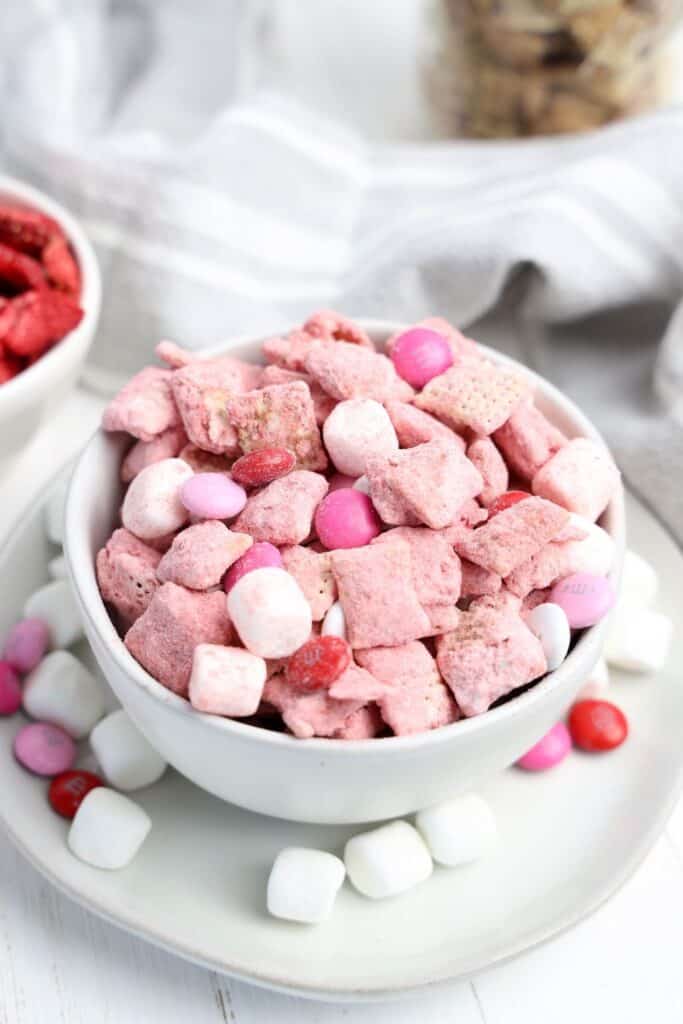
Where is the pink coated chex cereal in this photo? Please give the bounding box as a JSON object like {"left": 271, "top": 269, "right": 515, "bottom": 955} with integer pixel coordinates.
{"left": 227, "top": 381, "right": 327, "bottom": 471}
{"left": 96, "top": 528, "right": 162, "bottom": 625}
{"left": 493, "top": 400, "right": 567, "bottom": 480}
{"left": 355, "top": 642, "right": 459, "bottom": 736}
{"left": 280, "top": 545, "right": 337, "bottom": 621}
{"left": 178, "top": 444, "right": 234, "bottom": 474}
{"left": 260, "top": 364, "right": 336, "bottom": 425}
{"left": 373, "top": 526, "right": 461, "bottom": 608}
{"left": 302, "top": 309, "right": 374, "bottom": 349}
{"left": 232, "top": 471, "right": 328, "bottom": 546}
{"left": 121, "top": 426, "right": 188, "bottom": 483}
{"left": 330, "top": 540, "right": 431, "bottom": 649}
{"left": 384, "top": 401, "right": 466, "bottom": 451}
{"left": 531, "top": 437, "right": 620, "bottom": 522}
{"left": 366, "top": 440, "right": 483, "bottom": 529}
{"left": 460, "top": 559, "right": 503, "bottom": 598}
{"left": 415, "top": 362, "right": 528, "bottom": 436}
{"left": 124, "top": 582, "right": 232, "bottom": 696}
{"left": 171, "top": 356, "right": 263, "bottom": 455}
{"left": 263, "top": 329, "right": 322, "bottom": 372}
{"left": 263, "top": 668, "right": 370, "bottom": 739}
{"left": 454, "top": 496, "right": 569, "bottom": 577}
{"left": 155, "top": 340, "right": 195, "bottom": 369}
{"left": 102, "top": 367, "right": 181, "bottom": 442}
{"left": 156, "top": 521, "right": 252, "bottom": 590}
{"left": 331, "top": 704, "right": 384, "bottom": 739}
{"left": 304, "top": 341, "right": 413, "bottom": 403}
{"left": 466, "top": 437, "right": 509, "bottom": 507}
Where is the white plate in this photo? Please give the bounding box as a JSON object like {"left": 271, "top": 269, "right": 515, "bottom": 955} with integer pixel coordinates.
{"left": 0, "top": 484, "right": 681, "bottom": 1002}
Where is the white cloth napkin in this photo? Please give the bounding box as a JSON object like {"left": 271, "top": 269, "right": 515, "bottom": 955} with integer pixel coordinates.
{"left": 2, "top": 0, "right": 682, "bottom": 538}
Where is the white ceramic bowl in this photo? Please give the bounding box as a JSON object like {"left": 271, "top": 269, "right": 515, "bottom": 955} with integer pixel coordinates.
{"left": 0, "top": 176, "right": 101, "bottom": 468}
{"left": 65, "top": 322, "right": 625, "bottom": 825}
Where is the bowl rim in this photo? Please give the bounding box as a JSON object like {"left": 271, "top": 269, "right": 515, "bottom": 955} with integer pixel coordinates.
{"left": 0, "top": 173, "right": 101, "bottom": 401}
{"left": 65, "top": 318, "right": 625, "bottom": 755}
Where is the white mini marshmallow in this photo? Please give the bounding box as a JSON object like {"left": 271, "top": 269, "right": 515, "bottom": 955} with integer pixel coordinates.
{"left": 604, "top": 605, "right": 672, "bottom": 673}
{"left": 267, "top": 847, "right": 346, "bottom": 924}
{"left": 189, "top": 644, "right": 266, "bottom": 717}
{"left": 45, "top": 477, "right": 69, "bottom": 545}
{"left": 576, "top": 656, "right": 609, "bottom": 701}
{"left": 416, "top": 794, "right": 498, "bottom": 868}
{"left": 68, "top": 788, "right": 151, "bottom": 870}
{"left": 564, "top": 522, "right": 615, "bottom": 578}
{"left": 90, "top": 709, "right": 167, "bottom": 791}
{"left": 121, "top": 457, "right": 193, "bottom": 540}
{"left": 226, "top": 567, "right": 312, "bottom": 659}
{"left": 322, "top": 399, "right": 398, "bottom": 478}
{"left": 620, "top": 549, "right": 658, "bottom": 608}
{"left": 344, "top": 821, "right": 432, "bottom": 900}
{"left": 24, "top": 579, "right": 83, "bottom": 648}
{"left": 47, "top": 554, "right": 68, "bottom": 580}
{"left": 321, "top": 600, "right": 346, "bottom": 640}
{"left": 23, "top": 651, "right": 105, "bottom": 739}
{"left": 526, "top": 602, "right": 570, "bottom": 671}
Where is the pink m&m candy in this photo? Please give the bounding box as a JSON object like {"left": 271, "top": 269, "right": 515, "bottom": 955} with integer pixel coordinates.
{"left": 3, "top": 617, "right": 50, "bottom": 674}
{"left": 549, "top": 573, "right": 616, "bottom": 629}
{"left": 315, "top": 489, "right": 382, "bottom": 550}
{"left": 517, "top": 721, "right": 571, "bottom": 772}
{"left": 14, "top": 722, "right": 76, "bottom": 776}
{"left": 224, "top": 541, "right": 283, "bottom": 594}
{"left": 180, "top": 473, "right": 247, "bottom": 520}
{"left": 390, "top": 328, "right": 454, "bottom": 388}
{"left": 0, "top": 662, "right": 21, "bottom": 716}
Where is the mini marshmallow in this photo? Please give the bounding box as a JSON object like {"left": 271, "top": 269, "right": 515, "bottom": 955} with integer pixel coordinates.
{"left": 322, "top": 399, "right": 398, "bottom": 477}
{"left": 525, "top": 602, "right": 570, "bottom": 671}
{"left": 23, "top": 651, "right": 105, "bottom": 739}
{"left": 189, "top": 644, "right": 266, "bottom": 717}
{"left": 122, "top": 458, "right": 193, "bottom": 540}
{"left": 344, "top": 821, "right": 432, "bottom": 899}
{"left": 353, "top": 475, "right": 370, "bottom": 495}
{"left": 24, "top": 580, "right": 83, "bottom": 648}
{"left": 604, "top": 606, "right": 673, "bottom": 673}
{"left": 226, "top": 567, "right": 312, "bottom": 659}
{"left": 267, "top": 847, "right": 346, "bottom": 924}
{"left": 45, "top": 477, "right": 69, "bottom": 545}
{"left": 321, "top": 601, "right": 347, "bottom": 639}
{"left": 47, "top": 554, "right": 68, "bottom": 580}
{"left": 68, "top": 788, "right": 151, "bottom": 870}
{"left": 576, "top": 656, "right": 609, "bottom": 700}
{"left": 90, "top": 709, "right": 167, "bottom": 791}
{"left": 416, "top": 794, "right": 498, "bottom": 867}
{"left": 620, "top": 549, "right": 658, "bottom": 608}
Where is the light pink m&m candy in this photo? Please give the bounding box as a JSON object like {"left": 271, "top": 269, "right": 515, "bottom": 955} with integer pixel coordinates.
{"left": 14, "top": 722, "right": 76, "bottom": 776}
{"left": 180, "top": 473, "right": 247, "bottom": 520}
{"left": 549, "top": 573, "right": 616, "bottom": 629}
{"left": 0, "top": 662, "right": 21, "bottom": 716}
{"left": 517, "top": 722, "right": 571, "bottom": 772}
{"left": 3, "top": 617, "right": 50, "bottom": 674}
{"left": 314, "top": 489, "right": 382, "bottom": 550}
{"left": 224, "top": 541, "right": 283, "bottom": 594}
{"left": 390, "top": 328, "right": 454, "bottom": 388}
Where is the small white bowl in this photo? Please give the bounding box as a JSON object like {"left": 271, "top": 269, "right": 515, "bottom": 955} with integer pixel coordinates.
{"left": 0, "top": 176, "right": 101, "bottom": 468}
{"left": 65, "top": 322, "right": 625, "bottom": 825}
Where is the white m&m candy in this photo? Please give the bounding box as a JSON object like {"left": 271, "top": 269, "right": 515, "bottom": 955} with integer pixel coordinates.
{"left": 416, "top": 794, "right": 498, "bottom": 867}
{"left": 90, "top": 709, "right": 167, "bottom": 791}
{"left": 68, "top": 788, "right": 151, "bottom": 870}
{"left": 226, "top": 567, "right": 312, "bottom": 659}
{"left": 322, "top": 399, "right": 398, "bottom": 478}
{"left": 23, "top": 651, "right": 105, "bottom": 739}
{"left": 24, "top": 580, "right": 83, "bottom": 649}
{"left": 526, "top": 602, "right": 570, "bottom": 671}
{"left": 122, "top": 458, "right": 193, "bottom": 540}
{"left": 344, "top": 821, "right": 432, "bottom": 899}
{"left": 267, "top": 847, "right": 345, "bottom": 924}
{"left": 321, "top": 601, "right": 346, "bottom": 639}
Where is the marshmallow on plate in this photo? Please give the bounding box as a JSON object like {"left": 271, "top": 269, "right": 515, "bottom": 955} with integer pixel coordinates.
{"left": 620, "top": 549, "right": 658, "bottom": 608}
{"left": 416, "top": 794, "right": 498, "bottom": 867}
{"left": 68, "top": 788, "right": 151, "bottom": 870}
{"left": 604, "top": 606, "right": 672, "bottom": 673}
{"left": 189, "top": 645, "right": 266, "bottom": 717}
{"left": 45, "top": 477, "right": 69, "bottom": 545}
{"left": 47, "top": 554, "right": 68, "bottom": 580}
{"left": 90, "top": 709, "right": 167, "bottom": 791}
{"left": 267, "top": 847, "right": 346, "bottom": 924}
{"left": 24, "top": 580, "right": 83, "bottom": 648}
{"left": 23, "top": 651, "right": 105, "bottom": 739}
{"left": 576, "top": 656, "right": 609, "bottom": 700}
{"left": 322, "top": 399, "right": 398, "bottom": 477}
{"left": 122, "top": 458, "right": 193, "bottom": 540}
{"left": 344, "top": 821, "right": 432, "bottom": 899}
{"left": 226, "top": 567, "right": 312, "bottom": 659}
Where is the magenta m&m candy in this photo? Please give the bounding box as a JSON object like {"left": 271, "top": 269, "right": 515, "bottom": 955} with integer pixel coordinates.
{"left": 314, "top": 489, "right": 382, "bottom": 550}
{"left": 516, "top": 722, "right": 571, "bottom": 771}
{"left": 223, "top": 541, "right": 283, "bottom": 594}
{"left": 0, "top": 662, "right": 21, "bottom": 716}
{"left": 3, "top": 617, "right": 50, "bottom": 674}
{"left": 390, "top": 328, "right": 454, "bottom": 388}
{"left": 14, "top": 722, "right": 76, "bottom": 776}
{"left": 549, "top": 573, "right": 616, "bottom": 628}
{"left": 180, "top": 472, "right": 247, "bottom": 520}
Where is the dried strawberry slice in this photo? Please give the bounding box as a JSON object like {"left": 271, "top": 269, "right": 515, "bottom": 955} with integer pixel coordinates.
{"left": 0, "top": 242, "right": 45, "bottom": 292}
{"left": 0, "top": 205, "right": 61, "bottom": 255}
{"left": 2, "top": 290, "right": 84, "bottom": 358}
{"left": 0, "top": 352, "right": 23, "bottom": 384}
{"left": 42, "top": 236, "right": 81, "bottom": 296}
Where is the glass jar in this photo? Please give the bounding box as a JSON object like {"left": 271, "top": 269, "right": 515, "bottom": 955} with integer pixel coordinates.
{"left": 424, "top": 0, "right": 683, "bottom": 137}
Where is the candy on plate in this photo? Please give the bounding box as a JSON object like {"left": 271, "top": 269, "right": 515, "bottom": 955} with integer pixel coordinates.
{"left": 517, "top": 721, "right": 572, "bottom": 771}
{"left": 416, "top": 794, "right": 498, "bottom": 866}
{"left": 90, "top": 709, "right": 167, "bottom": 790}
{"left": 68, "top": 787, "right": 151, "bottom": 870}
{"left": 344, "top": 821, "right": 433, "bottom": 899}
{"left": 267, "top": 847, "right": 346, "bottom": 924}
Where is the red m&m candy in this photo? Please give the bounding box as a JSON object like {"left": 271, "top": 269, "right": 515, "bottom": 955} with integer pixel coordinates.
{"left": 285, "top": 636, "right": 351, "bottom": 692}
{"left": 48, "top": 770, "right": 104, "bottom": 819}
{"left": 568, "top": 699, "right": 628, "bottom": 752}
{"left": 487, "top": 491, "right": 529, "bottom": 517}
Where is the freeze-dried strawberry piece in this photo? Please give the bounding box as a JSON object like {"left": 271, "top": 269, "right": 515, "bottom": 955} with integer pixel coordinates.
{"left": 42, "top": 236, "right": 81, "bottom": 296}
{"left": 0, "top": 242, "right": 45, "bottom": 291}
{"left": 0, "top": 205, "right": 60, "bottom": 255}
{"left": 1, "top": 290, "right": 83, "bottom": 358}
{"left": 0, "top": 352, "right": 23, "bottom": 384}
